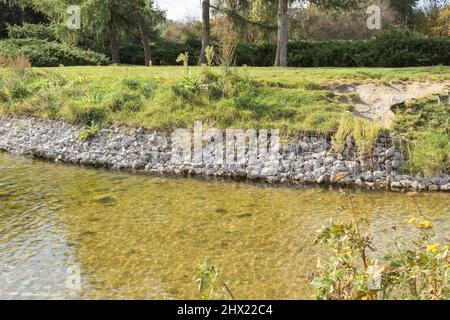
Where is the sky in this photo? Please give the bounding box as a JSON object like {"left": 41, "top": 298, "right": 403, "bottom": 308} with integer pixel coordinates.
{"left": 155, "top": 0, "right": 434, "bottom": 21}
{"left": 154, "top": 0, "right": 202, "bottom": 21}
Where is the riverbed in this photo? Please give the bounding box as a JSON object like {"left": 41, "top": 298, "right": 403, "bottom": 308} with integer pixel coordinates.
{"left": 0, "top": 152, "right": 449, "bottom": 299}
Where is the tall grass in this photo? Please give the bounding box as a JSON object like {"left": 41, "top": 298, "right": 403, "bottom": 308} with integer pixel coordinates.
{"left": 332, "top": 114, "right": 382, "bottom": 155}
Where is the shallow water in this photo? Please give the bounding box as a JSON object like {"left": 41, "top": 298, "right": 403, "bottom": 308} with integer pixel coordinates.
{"left": 0, "top": 152, "right": 449, "bottom": 300}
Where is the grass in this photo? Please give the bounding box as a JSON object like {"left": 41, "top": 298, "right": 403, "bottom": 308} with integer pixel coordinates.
{"left": 390, "top": 94, "right": 450, "bottom": 176}
{"left": 0, "top": 65, "right": 448, "bottom": 175}
{"left": 0, "top": 65, "right": 448, "bottom": 134}
{"left": 406, "top": 130, "right": 450, "bottom": 177}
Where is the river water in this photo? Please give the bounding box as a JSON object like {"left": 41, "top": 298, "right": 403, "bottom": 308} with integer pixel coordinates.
{"left": 0, "top": 152, "right": 449, "bottom": 299}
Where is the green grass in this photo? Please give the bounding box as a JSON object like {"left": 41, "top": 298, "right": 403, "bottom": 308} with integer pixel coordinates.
{"left": 390, "top": 94, "right": 450, "bottom": 176}
{"left": 0, "top": 65, "right": 448, "bottom": 134}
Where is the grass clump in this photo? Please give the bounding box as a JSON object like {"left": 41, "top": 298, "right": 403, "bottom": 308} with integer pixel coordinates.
{"left": 407, "top": 130, "right": 450, "bottom": 177}
{"left": 332, "top": 114, "right": 354, "bottom": 153}
{"left": 79, "top": 122, "right": 101, "bottom": 141}
{"left": 332, "top": 114, "right": 382, "bottom": 155}
{"left": 353, "top": 118, "right": 382, "bottom": 156}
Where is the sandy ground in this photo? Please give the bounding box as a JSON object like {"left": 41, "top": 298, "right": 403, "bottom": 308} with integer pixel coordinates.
{"left": 335, "top": 82, "right": 449, "bottom": 126}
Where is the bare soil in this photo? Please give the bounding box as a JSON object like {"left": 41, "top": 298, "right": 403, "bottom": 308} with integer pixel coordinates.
{"left": 335, "top": 82, "right": 449, "bottom": 127}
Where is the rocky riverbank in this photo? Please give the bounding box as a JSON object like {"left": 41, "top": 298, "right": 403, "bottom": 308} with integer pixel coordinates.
{"left": 0, "top": 116, "right": 449, "bottom": 192}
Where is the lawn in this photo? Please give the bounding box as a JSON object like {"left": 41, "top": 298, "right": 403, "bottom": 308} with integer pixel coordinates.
{"left": 0, "top": 65, "right": 449, "bottom": 133}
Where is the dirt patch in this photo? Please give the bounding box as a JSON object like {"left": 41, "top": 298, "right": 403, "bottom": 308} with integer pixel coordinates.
{"left": 335, "top": 82, "right": 449, "bottom": 127}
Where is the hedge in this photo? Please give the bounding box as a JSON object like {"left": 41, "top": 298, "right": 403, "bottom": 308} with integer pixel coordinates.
{"left": 0, "top": 38, "right": 110, "bottom": 67}
{"left": 234, "top": 30, "right": 450, "bottom": 67}
{"left": 1, "top": 27, "right": 448, "bottom": 67}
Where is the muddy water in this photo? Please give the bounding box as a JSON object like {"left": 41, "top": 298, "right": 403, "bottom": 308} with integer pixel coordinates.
{"left": 0, "top": 152, "right": 449, "bottom": 299}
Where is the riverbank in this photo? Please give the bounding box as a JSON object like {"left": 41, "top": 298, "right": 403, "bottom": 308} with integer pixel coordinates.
{"left": 1, "top": 116, "right": 449, "bottom": 192}
{"left": 1, "top": 66, "right": 449, "bottom": 133}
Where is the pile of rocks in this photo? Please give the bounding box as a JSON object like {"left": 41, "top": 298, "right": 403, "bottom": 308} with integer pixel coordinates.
{"left": 0, "top": 116, "right": 449, "bottom": 192}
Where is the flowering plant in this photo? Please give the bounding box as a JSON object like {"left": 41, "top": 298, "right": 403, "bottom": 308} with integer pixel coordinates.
{"left": 312, "top": 192, "right": 449, "bottom": 300}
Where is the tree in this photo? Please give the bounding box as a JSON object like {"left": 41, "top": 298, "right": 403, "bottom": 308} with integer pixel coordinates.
{"left": 135, "top": 0, "right": 158, "bottom": 66}
{"left": 275, "top": 0, "right": 368, "bottom": 67}
{"left": 25, "top": 0, "right": 165, "bottom": 65}
{"left": 389, "top": 0, "right": 418, "bottom": 27}
{"left": 274, "top": 0, "right": 288, "bottom": 66}
{"left": 199, "top": 0, "right": 211, "bottom": 65}
{"left": 0, "top": 0, "right": 48, "bottom": 38}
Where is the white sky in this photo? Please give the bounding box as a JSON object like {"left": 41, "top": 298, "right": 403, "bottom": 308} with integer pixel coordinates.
{"left": 155, "top": 0, "right": 433, "bottom": 21}
{"left": 155, "top": 0, "right": 202, "bottom": 21}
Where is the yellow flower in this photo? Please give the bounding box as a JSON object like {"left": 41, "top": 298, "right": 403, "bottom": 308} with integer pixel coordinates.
{"left": 407, "top": 217, "right": 416, "bottom": 224}
{"left": 426, "top": 243, "right": 441, "bottom": 254}
{"left": 343, "top": 246, "right": 351, "bottom": 251}
{"left": 381, "top": 265, "right": 389, "bottom": 272}
{"left": 418, "top": 220, "right": 432, "bottom": 230}
{"left": 361, "top": 295, "right": 370, "bottom": 300}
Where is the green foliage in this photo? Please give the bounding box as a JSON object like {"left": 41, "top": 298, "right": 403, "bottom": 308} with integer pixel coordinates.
{"left": 176, "top": 52, "right": 190, "bottom": 74}
{"left": 0, "top": 38, "right": 110, "bottom": 66}
{"left": 407, "top": 130, "right": 450, "bottom": 177}
{"left": 332, "top": 114, "right": 354, "bottom": 153}
{"left": 0, "top": 1, "right": 48, "bottom": 38}
{"left": 7, "top": 23, "right": 55, "bottom": 41}
{"left": 205, "top": 45, "right": 215, "bottom": 67}
{"left": 312, "top": 192, "right": 449, "bottom": 300}
{"left": 0, "top": 65, "right": 447, "bottom": 134}
{"left": 150, "top": 38, "right": 201, "bottom": 66}
{"left": 353, "top": 118, "right": 382, "bottom": 156}
{"left": 234, "top": 30, "right": 450, "bottom": 67}
{"left": 79, "top": 122, "right": 101, "bottom": 141}
{"left": 391, "top": 94, "right": 450, "bottom": 176}
{"left": 332, "top": 115, "right": 382, "bottom": 155}
{"left": 391, "top": 95, "right": 450, "bottom": 141}
{"left": 194, "top": 258, "right": 234, "bottom": 300}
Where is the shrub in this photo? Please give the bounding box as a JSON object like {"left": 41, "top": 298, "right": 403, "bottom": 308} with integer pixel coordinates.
{"left": 0, "top": 38, "right": 110, "bottom": 67}
{"left": 0, "top": 51, "right": 31, "bottom": 69}
{"left": 312, "top": 192, "right": 449, "bottom": 300}
{"left": 407, "top": 130, "right": 450, "bottom": 177}
{"left": 7, "top": 23, "right": 56, "bottom": 41}
{"left": 232, "top": 30, "right": 450, "bottom": 67}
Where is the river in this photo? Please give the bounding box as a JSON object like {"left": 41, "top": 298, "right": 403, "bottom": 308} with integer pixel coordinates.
{"left": 0, "top": 152, "right": 449, "bottom": 299}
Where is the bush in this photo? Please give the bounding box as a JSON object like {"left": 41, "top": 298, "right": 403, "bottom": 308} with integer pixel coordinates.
{"left": 7, "top": 23, "right": 56, "bottom": 41}
{"left": 313, "top": 192, "right": 449, "bottom": 300}
{"left": 234, "top": 30, "right": 450, "bottom": 67}
{"left": 0, "top": 38, "right": 110, "bottom": 67}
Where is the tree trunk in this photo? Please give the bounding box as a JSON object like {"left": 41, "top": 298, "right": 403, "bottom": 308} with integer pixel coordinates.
{"left": 108, "top": 21, "right": 120, "bottom": 64}
{"left": 137, "top": 14, "right": 151, "bottom": 66}
{"left": 199, "top": 0, "right": 211, "bottom": 65}
{"left": 274, "top": 0, "right": 288, "bottom": 67}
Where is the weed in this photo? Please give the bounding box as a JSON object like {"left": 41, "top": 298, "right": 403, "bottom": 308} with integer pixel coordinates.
{"left": 79, "top": 122, "right": 101, "bottom": 141}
